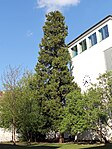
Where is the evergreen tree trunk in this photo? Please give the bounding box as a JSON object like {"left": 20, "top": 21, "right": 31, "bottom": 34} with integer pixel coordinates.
{"left": 59, "top": 133, "right": 64, "bottom": 143}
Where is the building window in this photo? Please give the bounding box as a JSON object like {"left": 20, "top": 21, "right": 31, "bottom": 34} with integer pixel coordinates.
{"left": 71, "top": 45, "right": 78, "bottom": 57}
{"left": 99, "top": 25, "right": 109, "bottom": 41}
{"left": 88, "top": 32, "right": 97, "bottom": 47}
{"left": 79, "top": 39, "right": 87, "bottom": 52}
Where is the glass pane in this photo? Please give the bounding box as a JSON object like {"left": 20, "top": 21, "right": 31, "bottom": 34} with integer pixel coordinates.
{"left": 89, "top": 33, "right": 97, "bottom": 47}
{"left": 104, "top": 25, "right": 109, "bottom": 39}
{"left": 71, "top": 45, "right": 78, "bottom": 57}
{"left": 99, "top": 25, "right": 109, "bottom": 41}
{"left": 82, "top": 39, "right": 87, "bottom": 51}
{"left": 92, "top": 33, "right": 97, "bottom": 45}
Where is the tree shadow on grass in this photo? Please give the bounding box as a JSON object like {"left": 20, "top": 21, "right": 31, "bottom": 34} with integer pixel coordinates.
{"left": 0, "top": 144, "right": 59, "bottom": 149}
{"left": 83, "top": 143, "right": 112, "bottom": 149}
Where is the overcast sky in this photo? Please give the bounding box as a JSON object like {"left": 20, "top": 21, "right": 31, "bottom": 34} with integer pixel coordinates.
{"left": 0, "top": 0, "right": 112, "bottom": 89}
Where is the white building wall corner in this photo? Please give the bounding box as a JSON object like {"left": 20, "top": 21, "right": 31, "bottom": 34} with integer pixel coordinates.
{"left": 68, "top": 17, "right": 112, "bottom": 92}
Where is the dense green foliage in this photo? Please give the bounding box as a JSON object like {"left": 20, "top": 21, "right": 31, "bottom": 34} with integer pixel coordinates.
{"left": 60, "top": 89, "right": 101, "bottom": 135}
{"left": 35, "top": 11, "right": 78, "bottom": 135}
{"left": 60, "top": 71, "right": 112, "bottom": 143}
{"left": 16, "top": 73, "right": 46, "bottom": 142}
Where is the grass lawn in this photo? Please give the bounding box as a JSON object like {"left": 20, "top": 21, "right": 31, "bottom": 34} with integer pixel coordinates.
{"left": 0, "top": 143, "right": 112, "bottom": 149}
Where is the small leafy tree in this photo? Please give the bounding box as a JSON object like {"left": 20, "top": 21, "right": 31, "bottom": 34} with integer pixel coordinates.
{"left": 60, "top": 88, "right": 102, "bottom": 142}
{"left": 0, "top": 68, "right": 46, "bottom": 143}
{"left": 91, "top": 71, "right": 112, "bottom": 143}
{"left": 83, "top": 87, "right": 106, "bottom": 143}
{"left": 0, "top": 66, "right": 21, "bottom": 144}
{"left": 16, "top": 72, "right": 46, "bottom": 142}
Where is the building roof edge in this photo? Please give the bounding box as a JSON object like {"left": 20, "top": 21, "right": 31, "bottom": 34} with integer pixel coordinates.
{"left": 68, "top": 15, "right": 112, "bottom": 47}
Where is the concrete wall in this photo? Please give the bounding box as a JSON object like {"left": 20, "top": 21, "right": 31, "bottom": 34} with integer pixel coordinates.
{"left": 0, "top": 128, "right": 18, "bottom": 142}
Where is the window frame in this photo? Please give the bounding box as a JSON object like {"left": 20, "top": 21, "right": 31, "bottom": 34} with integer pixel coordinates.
{"left": 88, "top": 32, "right": 97, "bottom": 47}
{"left": 79, "top": 39, "right": 87, "bottom": 52}
{"left": 99, "top": 24, "right": 109, "bottom": 41}
{"left": 71, "top": 45, "right": 78, "bottom": 57}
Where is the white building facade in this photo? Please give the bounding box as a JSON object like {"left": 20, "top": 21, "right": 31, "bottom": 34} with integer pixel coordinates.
{"left": 68, "top": 15, "right": 112, "bottom": 91}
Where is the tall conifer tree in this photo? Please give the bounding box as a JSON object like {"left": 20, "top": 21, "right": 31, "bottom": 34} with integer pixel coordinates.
{"left": 35, "top": 11, "right": 78, "bottom": 134}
